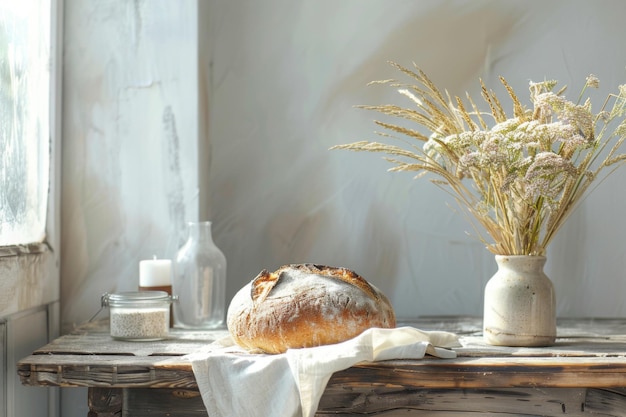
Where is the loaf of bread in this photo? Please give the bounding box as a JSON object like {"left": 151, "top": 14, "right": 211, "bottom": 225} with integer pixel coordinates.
{"left": 227, "top": 263, "right": 396, "bottom": 354}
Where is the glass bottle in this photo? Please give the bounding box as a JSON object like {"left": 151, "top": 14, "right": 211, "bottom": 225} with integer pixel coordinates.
{"left": 172, "top": 221, "right": 226, "bottom": 329}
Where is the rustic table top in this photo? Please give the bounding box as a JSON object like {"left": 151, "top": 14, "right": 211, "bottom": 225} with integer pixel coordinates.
{"left": 17, "top": 316, "right": 626, "bottom": 390}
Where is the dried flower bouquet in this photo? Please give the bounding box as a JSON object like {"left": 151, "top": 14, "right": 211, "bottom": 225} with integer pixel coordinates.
{"left": 332, "top": 62, "right": 626, "bottom": 256}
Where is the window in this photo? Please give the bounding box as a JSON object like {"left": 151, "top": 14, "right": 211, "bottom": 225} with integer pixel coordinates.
{"left": 0, "top": 0, "right": 60, "bottom": 415}
{"left": 0, "top": 0, "right": 60, "bottom": 315}
{"left": 0, "top": 0, "right": 51, "bottom": 247}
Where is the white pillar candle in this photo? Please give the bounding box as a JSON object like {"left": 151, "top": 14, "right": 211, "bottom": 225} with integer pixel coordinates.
{"left": 139, "top": 257, "right": 172, "bottom": 287}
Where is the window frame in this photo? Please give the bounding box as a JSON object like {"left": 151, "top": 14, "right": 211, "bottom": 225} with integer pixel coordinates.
{"left": 0, "top": 0, "right": 62, "bottom": 318}
{"left": 0, "top": 1, "right": 62, "bottom": 416}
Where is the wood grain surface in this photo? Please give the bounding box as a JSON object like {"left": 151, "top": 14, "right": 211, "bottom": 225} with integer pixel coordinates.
{"left": 17, "top": 317, "right": 626, "bottom": 416}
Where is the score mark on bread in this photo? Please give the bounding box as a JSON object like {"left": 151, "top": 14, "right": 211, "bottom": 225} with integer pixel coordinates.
{"left": 227, "top": 263, "right": 396, "bottom": 354}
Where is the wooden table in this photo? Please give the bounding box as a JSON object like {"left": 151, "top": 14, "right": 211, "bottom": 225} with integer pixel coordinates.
{"left": 17, "top": 317, "right": 626, "bottom": 416}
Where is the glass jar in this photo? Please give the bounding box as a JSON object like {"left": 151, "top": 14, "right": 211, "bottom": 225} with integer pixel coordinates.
{"left": 102, "top": 291, "right": 174, "bottom": 341}
{"left": 172, "top": 221, "right": 226, "bottom": 329}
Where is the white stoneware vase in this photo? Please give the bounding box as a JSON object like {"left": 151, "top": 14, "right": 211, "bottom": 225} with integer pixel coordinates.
{"left": 483, "top": 255, "right": 556, "bottom": 346}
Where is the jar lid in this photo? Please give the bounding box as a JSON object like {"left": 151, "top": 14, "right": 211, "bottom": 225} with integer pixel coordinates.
{"left": 101, "top": 291, "right": 174, "bottom": 307}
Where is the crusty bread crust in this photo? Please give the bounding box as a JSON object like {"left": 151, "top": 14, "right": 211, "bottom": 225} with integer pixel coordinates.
{"left": 227, "top": 264, "right": 396, "bottom": 354}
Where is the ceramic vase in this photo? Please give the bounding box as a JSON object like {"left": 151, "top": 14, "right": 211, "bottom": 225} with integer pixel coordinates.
{"left": 172, "top": 221, "right": 227, "bottom": 329}
{"left": 483, "top": 255, "right": 556, "bottom": 346}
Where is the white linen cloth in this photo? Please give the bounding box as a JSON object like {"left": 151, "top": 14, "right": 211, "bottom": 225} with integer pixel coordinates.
{"left": 186, "top": 326, "right": 460, "bottom": 417}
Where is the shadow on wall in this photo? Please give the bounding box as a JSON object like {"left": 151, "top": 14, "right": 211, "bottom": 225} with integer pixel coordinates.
{"left": 256, "top": 194, "right": 401, "bottom": 310}
{"left": 322, "top": 1, "right": 534, "bottom": 112}
{"left": 254, "top": 175, "right": 401, "bottom": 288}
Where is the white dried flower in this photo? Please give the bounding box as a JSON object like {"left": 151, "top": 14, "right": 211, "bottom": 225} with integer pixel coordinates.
{"left": 586, "top": 74, "right": 600, "bottom": 89}
{"left": 334, "top": 65, "right": 626, "bottom": 255}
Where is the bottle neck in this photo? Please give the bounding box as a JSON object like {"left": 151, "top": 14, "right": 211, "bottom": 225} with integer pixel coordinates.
{"left": 187, "top": 221, "right": 213, "bottom": 243}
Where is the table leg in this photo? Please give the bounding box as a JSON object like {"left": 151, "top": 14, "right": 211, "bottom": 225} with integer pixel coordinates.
{"left": 88, "top": 388, "right": 122, "bottom": 417}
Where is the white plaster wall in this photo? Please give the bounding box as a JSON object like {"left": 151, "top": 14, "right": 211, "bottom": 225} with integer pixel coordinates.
{"left": 61, "top": 1, "right": 626, "bottom": 414}
{"left": 61, "top": 0, "right": 200, "bottom": 329}
{"left": 205, "top": 0, "right": 626, "bottom": 319}
{"left": 62, "top": 0, "right": 626, "bottom": 328}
